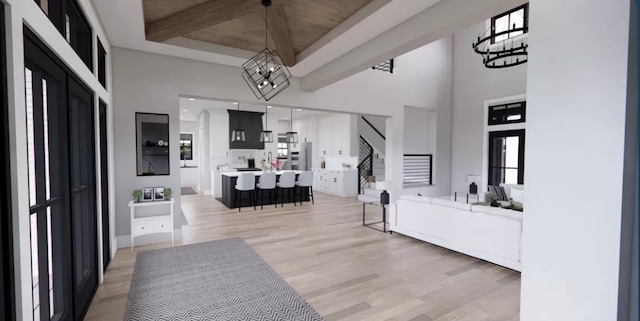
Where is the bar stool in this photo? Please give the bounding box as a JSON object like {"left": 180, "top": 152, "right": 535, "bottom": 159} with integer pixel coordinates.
{"left": 257, "top": 172, "right": 277, "bottom": 209}
{"left": 295, "top": 171, "right": 314, "bottom": 205}
{"left": 277, "top": 171, "right": 296, "bottom": 207}
{"left": 235, "top": 173, "right": 256, "bottom": 212}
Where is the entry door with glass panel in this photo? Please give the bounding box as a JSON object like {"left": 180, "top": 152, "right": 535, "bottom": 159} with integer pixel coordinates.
{"left": 25, "top": 35, "right": 74, "bottom": 321}
{"left": 68, "top": 78, "right": 98, "bottom": 318}
{"left": 488, "top": 129, "right": 525, "bottom": 186}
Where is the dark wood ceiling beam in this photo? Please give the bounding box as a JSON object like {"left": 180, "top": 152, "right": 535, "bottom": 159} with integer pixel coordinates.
{"left": 146, "top": 0, "right": 290, "bottom": 43}
{"left": 266, "top": 5, "right": 296, "bottom": 67}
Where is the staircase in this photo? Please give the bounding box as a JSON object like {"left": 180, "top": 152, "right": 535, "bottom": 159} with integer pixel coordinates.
{"left": 357, "top": 136, "right": 385, "bottom": 194}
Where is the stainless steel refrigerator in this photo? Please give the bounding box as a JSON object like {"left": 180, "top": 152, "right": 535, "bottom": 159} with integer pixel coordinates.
{"left": 290, "top": 142, "right": 312, "bottom": 171}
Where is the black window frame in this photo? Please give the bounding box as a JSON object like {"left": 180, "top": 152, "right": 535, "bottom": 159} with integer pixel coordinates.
{"left": 33, "top": 0, "right": 94, "bottom": 71}
{"left": 488, "top": 129, "right": 526, "bottom": 187}
{"left": 490, "top": 3, "right": 529, "bottom": 44}
{"left": 0, "top": 3, "right": 16, "bottom": 321}
{"left": 488, "top": 101, "right": 527, "bottom": 126}
{"left": 97, "top": 37, "right": 106, "bottom": 89}
{"left": 180, "top": 133, "right": 193, "bottom": 161}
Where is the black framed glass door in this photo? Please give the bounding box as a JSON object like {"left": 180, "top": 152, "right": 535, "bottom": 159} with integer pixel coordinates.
{"left": 488, "top": 129, "right": 525, "bottom": 186}
{"left": 24, "top": 32, "right": 74, "bottom": 321}
{"left": 1, "top": 3, "right": 15, "bottom": 320}
{"left": 68, "top": 78, "right": 98, "bottom": 317}
{"left": 25, "top": 27, "right": 98, "bottom": 321}
{"left": 99, "top": 101, "right": 110, "bottom": 271}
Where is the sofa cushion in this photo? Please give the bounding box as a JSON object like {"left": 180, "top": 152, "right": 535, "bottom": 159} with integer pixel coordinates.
{"left": 471, "top": 205, "right": 523, "bottom": 221}
{"left": 431, "top": 198, "right": 473, "bottom": 211}
{"left": 501, "top": 184, "right": 524, "bottom": 198}
{"left": 400, "top": 194, "right": 433, "bottom": 203}
{"left": 510, "top": 188, "right": 524, "bottom": 205}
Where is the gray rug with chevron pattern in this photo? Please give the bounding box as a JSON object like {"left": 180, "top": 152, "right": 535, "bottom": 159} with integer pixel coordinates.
{"left": 124, "top": 238, "right": 324, "bottom": 321}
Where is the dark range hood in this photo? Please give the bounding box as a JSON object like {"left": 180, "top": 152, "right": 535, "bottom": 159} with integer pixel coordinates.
{"left": 228, "top": 110, "right": 265, "bottom": 150}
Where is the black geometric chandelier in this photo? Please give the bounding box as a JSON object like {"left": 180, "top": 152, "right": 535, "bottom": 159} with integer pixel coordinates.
{"left": 241, "top": 0, "right": 292, "bottom": 101}
{"left": 472, "top": 7, "right": 528, "bottom": 69}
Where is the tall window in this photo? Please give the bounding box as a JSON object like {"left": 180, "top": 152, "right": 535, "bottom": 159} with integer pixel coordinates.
{"left": 488, "top": 130, "right": 525, "bottom": 186}
{"left": 180, "top": 134, "right": 193, "bottom": 160}
{"left": 277, "top": 135, "right": 288, "bottom": 157}
{"left": 491, "top": 4, "right": 529, "bottom": 43}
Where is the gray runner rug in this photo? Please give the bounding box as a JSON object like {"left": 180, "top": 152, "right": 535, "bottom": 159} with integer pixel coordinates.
{"left": 124, "top": 238, "right": 324, "bottom": 321}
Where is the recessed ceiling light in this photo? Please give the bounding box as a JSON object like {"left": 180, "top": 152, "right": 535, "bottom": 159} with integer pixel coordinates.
{"left": 180, "top": 115, "right": 184, "bottom": 118}
{"left": 267, "top": 106, "right": 272, "bottom": 108}
{"left": 296, "top": 109, "right": 302, "bottom": 111}
{"left": 183, "top": 109, "right": 188, "bottom": 112}
{"left": 284, "top": 117, "right": 288, "bottom": 120}
{"left": 188, "top": 98, "right": 196, "bottom": 101}
{"left": 233, "top": 102, "right": 239, "bottom": 105}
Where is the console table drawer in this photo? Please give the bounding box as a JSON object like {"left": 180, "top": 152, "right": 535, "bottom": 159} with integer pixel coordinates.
{"left": 131, "top": 215, "right": 172, "bottom": 237}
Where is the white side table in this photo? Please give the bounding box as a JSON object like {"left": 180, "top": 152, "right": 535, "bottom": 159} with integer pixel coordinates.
{"left": 128, "top": 198, "right": 175, "bottom": 250}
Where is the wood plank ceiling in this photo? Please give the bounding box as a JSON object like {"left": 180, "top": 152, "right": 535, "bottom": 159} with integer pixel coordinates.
{"left": 142, "top": 0, "right": 374, "bottom": 67}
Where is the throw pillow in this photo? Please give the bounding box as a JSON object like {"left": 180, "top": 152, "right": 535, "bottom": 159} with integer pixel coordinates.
{"left": 510, "top": 188, "right": 525, "bottom": 205}
{"left": 488, "top": 185, "right": 509, "bottom": 201}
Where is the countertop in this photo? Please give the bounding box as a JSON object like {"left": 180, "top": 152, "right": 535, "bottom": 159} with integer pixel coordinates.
{"left": 220, "top": 170, "right": 303, "bottom": 177}
{"left": 311, "top": 168, "right": 357, "bottom": 172}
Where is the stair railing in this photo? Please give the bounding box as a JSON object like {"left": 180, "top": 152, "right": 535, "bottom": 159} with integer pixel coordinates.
{"left": 357, "top": 136, "right": 374, "bottom": 194}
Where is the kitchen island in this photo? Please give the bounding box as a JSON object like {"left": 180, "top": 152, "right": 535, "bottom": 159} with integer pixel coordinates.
{"left": 218, "top": 171, "right": 309, "bottom": 209}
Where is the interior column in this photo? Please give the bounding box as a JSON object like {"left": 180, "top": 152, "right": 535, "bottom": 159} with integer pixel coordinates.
{"left": 521, "top": 0, "right": 637, "bottom": 320}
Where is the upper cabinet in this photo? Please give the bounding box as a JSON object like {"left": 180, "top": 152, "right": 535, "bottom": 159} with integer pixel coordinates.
{"left": 318, "top": 114, "right": 357, "bottom": 157}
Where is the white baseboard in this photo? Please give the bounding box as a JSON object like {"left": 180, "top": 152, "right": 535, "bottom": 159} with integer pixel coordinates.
{"left": 390, "top": 225, "right": 521, "bottom": 272}
{"left": 203, "top": 190, "right": 211, "bottom": 196}
{"left": 116, "top": 229, "right": 183, "bottom": 249}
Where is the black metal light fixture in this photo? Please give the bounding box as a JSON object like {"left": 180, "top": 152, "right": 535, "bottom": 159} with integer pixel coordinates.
{"left": 472, "top": 5, "right": 528, "bottom": 69}
{"left": 285, "top": 108, "right": 298, "bottom": 144}
{"left": 231, "top": 103, "right": 246, "bottom": 142}
{"left": 260, "top": 106, "right": 274, "bottom": 143}
{"left": 241, "top": 0, "right": 292, "bottom": 102}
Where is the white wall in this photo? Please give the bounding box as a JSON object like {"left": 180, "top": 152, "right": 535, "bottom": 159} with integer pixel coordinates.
{"left": 112, "top": 36, "right": 454, "bottom": 212}
{"left": 451, "top": 21, "right": 527, "bottom": 193}
{"left": 520, "top": 0, "right": 635, "bottom": 320}
{"left": 403, "top": 106, "right": 433, "bottom": 154}
{"left": 3, "top": 0, "right": 113, "bottom": 318}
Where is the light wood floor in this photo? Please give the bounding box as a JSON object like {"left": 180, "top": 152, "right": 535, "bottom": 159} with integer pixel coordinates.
{"left": 85, "top": 192, "right": 520, "bottom": 321}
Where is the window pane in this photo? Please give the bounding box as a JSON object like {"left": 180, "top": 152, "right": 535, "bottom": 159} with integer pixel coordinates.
{"left": 505, "top": 168, "right": 519, "bottom": 185}
{"left": 30, "top": 214, "right": 39, "bottom": 315}
{"left": 43, "top": 79, "right": 50, "bottom": 200}
{"left": 25, "top": 68, "right": 37, "bottom": 207}
{"left": 505, "top": 136, "right": 519, "bottom": 167}
{"left": 47, "top": 208, "right": 54, "bottom": 317}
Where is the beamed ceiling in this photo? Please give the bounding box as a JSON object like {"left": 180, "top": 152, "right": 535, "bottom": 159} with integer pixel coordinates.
{"left": 142, "top": 0, "right": 374, "bottom": 67}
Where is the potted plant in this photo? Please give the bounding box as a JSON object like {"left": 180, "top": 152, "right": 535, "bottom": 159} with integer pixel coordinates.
{"left": 164, "top": 188, "right": 173, "bottom": 199}
{"left": 132, "top": 189, "right": 142, "bottom": 203}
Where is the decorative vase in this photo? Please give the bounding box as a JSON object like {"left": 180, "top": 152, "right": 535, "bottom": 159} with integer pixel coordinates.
{"left": 469, "top": 182, "right": 478, "bottom": 194}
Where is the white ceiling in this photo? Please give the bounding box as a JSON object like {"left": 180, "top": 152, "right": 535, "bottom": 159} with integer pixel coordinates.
{"left": 91, "top": 0, "right": 443, "bottom": 78}
{"left": 178, "top": 97, "right": 328, "bottom": 122}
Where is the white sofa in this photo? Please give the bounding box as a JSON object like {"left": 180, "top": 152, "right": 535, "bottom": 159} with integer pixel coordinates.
{"left": 394, "top": 192, "right": 523, "bottom": 271}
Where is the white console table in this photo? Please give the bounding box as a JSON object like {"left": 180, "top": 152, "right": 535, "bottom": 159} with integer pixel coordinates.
{"left": 128, "top": 198, "right": 175, "bottom": 250}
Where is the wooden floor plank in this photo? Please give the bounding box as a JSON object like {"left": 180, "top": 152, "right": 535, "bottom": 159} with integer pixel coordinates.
{"left": 85, "top": 192, "right": 520, "bottom": 321}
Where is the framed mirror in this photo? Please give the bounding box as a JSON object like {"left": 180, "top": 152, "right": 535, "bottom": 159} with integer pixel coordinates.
{"left": 136, "top": 112, "right": 170, "bottom": 176}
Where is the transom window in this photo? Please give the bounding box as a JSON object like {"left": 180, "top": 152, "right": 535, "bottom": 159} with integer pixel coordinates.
{"left": 491, "top": 4, "right": 529, "bottom": 43}
{"left": 488, "top": 101, "right": 526, "bottom": 125}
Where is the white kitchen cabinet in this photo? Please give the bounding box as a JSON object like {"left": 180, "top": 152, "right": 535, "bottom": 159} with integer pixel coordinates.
{"left": 317, "top": 114, "right": 356, "bottom": 157}
{"left": 311, "top": 169, "right": 358, "bottom": 197}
